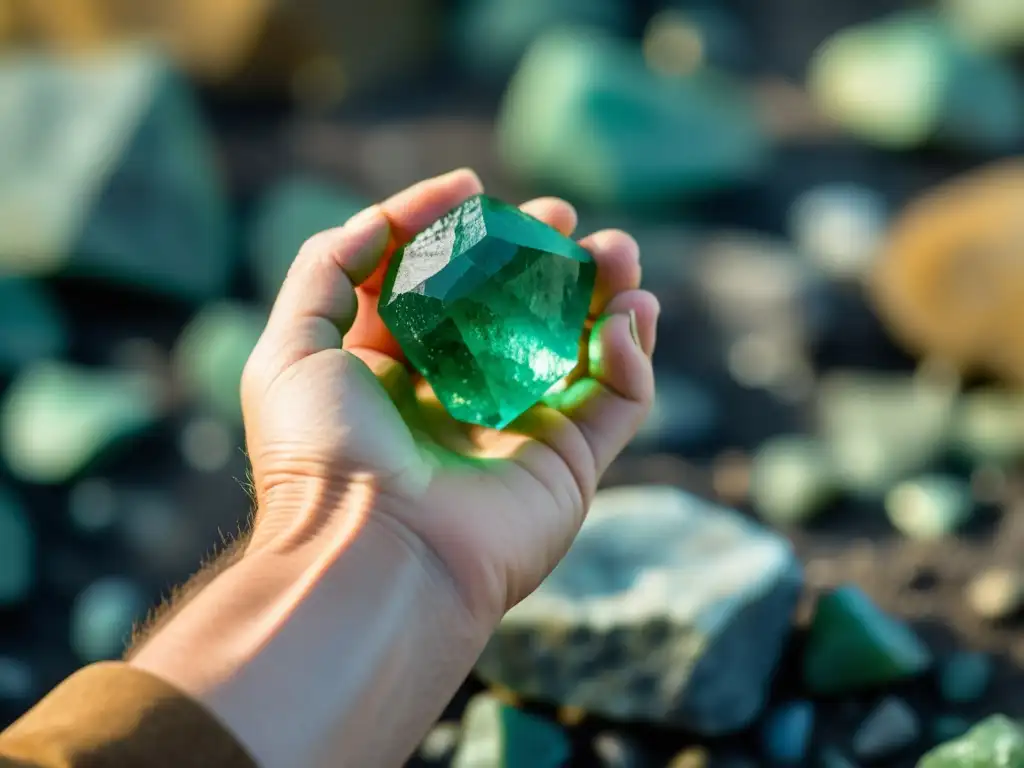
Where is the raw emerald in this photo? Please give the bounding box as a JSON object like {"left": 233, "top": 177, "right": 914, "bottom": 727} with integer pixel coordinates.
{"left": 379, "top": 194, "right": 596, "bottom": 429}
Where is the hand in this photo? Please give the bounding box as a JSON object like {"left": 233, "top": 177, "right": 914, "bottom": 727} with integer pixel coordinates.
{"left": 241, "top": 168, "right": 659, "bottom": 628}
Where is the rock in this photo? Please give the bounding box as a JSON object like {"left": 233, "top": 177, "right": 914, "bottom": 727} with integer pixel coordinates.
{"left": 451, "top": 0, "right": 626, "bottom": 83}
{"left": 750, "top": 435, "right": 837, "bottom": 526}
{"left": 0, "top": 361, "right": 162, "bottom": 484}
{"left": 592, "top": 731, "right": 651, "bottom": 768}
{"left": 475, "top": 485, "right": 803, "bottom": 735}
{"left": 871, "top": 161, "right": 1024, "bottom": 384}
{"left": 951, "top": 390, "right": 1024, "bottom": 465}
{"left": 966, "top": 568, "right": 1024, "bottom": 621}
{"left": 419, "top": 721, "right": 462, "bottom": 766}
{"left": 0, "top": 487, "right": 34, "bottom": 607}
{"left": 817, "top": 372, "right": 955, "bottom": 497}
{"left": 938, "top": 652, "right": 992, "bottom": 704}
{"left": 452, "top": 694, "right": 571, "bottom": 768}
{"left": 762, "top": 701, "right": 814, "bottom": 765}
{"left": 497, "top": 28, "right": 769, "bottom": 208}
{"left": 852, "top": 697, "right": 920, "bottom": 761}
{"left": 667, "top": 747, "right": 709, "bottom": 768}
{"left": 808, "top": 12, "right": 1024, "bottom": 151}
{"left": 248, "top": 176, "right": 367, "bottom": 304}
{"left": 632, "top": 375, "right": 719, "bottom": 451}
{"left": 942, "top": 0, "right": 1024, "bottom": 52}
{"left": 0, "top": 48, "right": 230, "bottom": 302}
{"left": 789, "top": 184, "right": 888, "bottom": 281}
{"left": 0, "top": 278, "right": 67, "bottom": 373}
{"left": 177, "top": 416, "right": 236, "bottom": 473}
{"left": 67, "top": 478, "right": 119, "bottom": 536}
{"left": 173, "top": 302, "right": 266, "bottom": 425}
{"left": 803, "top": 585, "right": 932, "bottom": 695}
{"left": 0, "top": 657, "right": 34, "bottom": 704}
{"left": 5, "top": 0, "right": 437, "bottom": 104}
{"left": 819, "top": 746, "right": 860, "bottom": 768}
{"left": 645, "top": 4, "right": 751, "bottom": 75}
{"left": 930, "top": 715, "right": 971, "bottom": 744}
{"left": 885, "top": 475, "right": 973, "bottom": 540}
{"left": 70, "top": 577, "right": 148, "bottom": 663}
{"left": 918, "top": 714, "right": 1024, "bottom": 767}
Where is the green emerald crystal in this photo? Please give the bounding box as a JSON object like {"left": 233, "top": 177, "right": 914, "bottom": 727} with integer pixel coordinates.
{"left": 379, "top": 194, "right": 596, "bottom": 429}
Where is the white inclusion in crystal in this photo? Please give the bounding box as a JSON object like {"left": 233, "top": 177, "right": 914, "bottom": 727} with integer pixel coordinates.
{"left": 390, "top": 198, "right": 486, "bottom": 298}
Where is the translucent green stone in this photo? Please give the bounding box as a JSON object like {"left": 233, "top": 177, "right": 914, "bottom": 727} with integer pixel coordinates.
{"left": 379, "top": 194, "right": 596, "bottom": 429}
{"left": 918, "top": 715, "right": 1024, "bottom": 768}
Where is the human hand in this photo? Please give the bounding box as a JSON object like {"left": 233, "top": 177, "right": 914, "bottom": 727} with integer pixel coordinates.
{"left": 241, "top": 168, "right": 659, "bottom": 628}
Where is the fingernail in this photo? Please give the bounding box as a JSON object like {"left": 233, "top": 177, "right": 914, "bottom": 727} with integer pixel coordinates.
{"left": 451, "top": 167, "right": 483, "bottom": 188}
{"left": 627, "top": 309, "right": 641, "bottom": 348}
{"left": 345, "top": 204, "right": 385, "bottom": 233}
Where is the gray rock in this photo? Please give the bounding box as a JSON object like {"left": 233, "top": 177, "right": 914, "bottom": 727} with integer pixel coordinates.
{"left": 0, "top": 487, "right": 34, "bottom": 607}
{"left": 475, "top": 485, "right": 803, "bottom": 735}
{"left": 852, "top": 697, "right": 920, "bottom": 761}
{"left": 172, "top": 302, "right": 265, "bottom": 425}
{"left": 0, "top": 361, "right": 162, "bottom": 484}
{"left": 0, "top": 278, "right": 67, "bottom": 374}
{"left": 885, "top": 475, "right": 974, "bottom": 540}
{"left": 762, "top": 701, "right": 814, "bottom": 765}
{"left": 750, "top": 435, "right": 837, "bottom": 526}
{"left": 966, "top": 567, "right": 1024, "bottom": 621}
{"left": 817, "top": 372, "right": 955, "bottom": 497}
{"left": 248, "top": 177, "right": 367, "bottom": 305}
{"left": 939, "top": 652, "right": 993, "bottom": 704}
{"left": 452, "top": 694, "right": 570, "bottom": 768}
{"left": 70, "top": 577, "right": 149, "bottom": 663}
{"left": 0, "top": 48, "right": 229, "bottom": 302}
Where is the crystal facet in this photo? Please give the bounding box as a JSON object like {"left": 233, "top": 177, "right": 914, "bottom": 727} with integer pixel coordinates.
{"left": 379, "top": 194, "right": 596, "bottom": 429}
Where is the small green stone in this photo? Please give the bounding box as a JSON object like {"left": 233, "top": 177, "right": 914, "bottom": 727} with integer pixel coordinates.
{"left": 248, "top": 177, "right": 367, "bottom": 304}
{"left": 750, "top": 436, "right": 837, "bottom": 526}
{"left": 885, "top": 475, "right": 973, "bottom": 540}
{"left": 453, "top": 693, "right": 571, "bottom": 768}
{"left": 173, "top": 302, "right": 266, "bottom": 425}
{"left": 0, "top": 362, "right": 162, "bottom": 484}
{"left": 952, "top": 390, "right": 1024, "bottom": 466}
{"left": 379, "top": 194, "right": 596, "bottom": 429}
{"left": 803, "top": 585, "right": 932, "bottom": 696}
{"left": 0, "top": 486, "right": 34, "bottom": 607}
{"left": 918, "top": 714, "right": 1024, "bottom": 767}
{"left": 938, "top": 652, "right": 992, "bottom": 704}
{"left": 0, "top": 278, "right": 67, "bottom": 374}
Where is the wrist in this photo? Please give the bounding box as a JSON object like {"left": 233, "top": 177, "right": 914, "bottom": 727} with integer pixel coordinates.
{"left": 131, "top": 498, "right": 491, "bottom": 768}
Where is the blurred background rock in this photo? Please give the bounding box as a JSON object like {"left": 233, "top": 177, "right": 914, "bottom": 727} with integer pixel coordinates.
{"left": 1, "top": 0, "right": 1024, "bottom": 766}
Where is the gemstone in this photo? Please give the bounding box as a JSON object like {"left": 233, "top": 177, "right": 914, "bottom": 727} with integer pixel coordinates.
{"left": 761, "top": 701, "right": 814, "bottom": 765}
{"left": 379, "top": 194, "right": 596, "bottom": 429}
{"left": 918, "top": 714, "right": 1024, "bottom": 767}
{"left": 452, "top": 693, "right": 571, "bottom": 768}
{"left": 803, "top": 585, "right": 932, "bottom": 695}
{"left": 884, "top": 475, "right": 974, "bottom": 540}
{"left": 938, "top": 651, "right": 993, "bottom": 704}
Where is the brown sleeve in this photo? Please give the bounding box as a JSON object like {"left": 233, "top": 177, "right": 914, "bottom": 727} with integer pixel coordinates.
{"left": 0, "top": 662, "right": 256, "bottom": 768}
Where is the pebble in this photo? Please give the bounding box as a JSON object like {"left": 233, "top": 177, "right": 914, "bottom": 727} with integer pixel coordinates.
{"left": 451, "top": 693, "right": 571, "bottom": 768}
{"left": 666, "top": 747, "right": 708, "bottom": 768}
{"left": 938, "top": 651, "right": 993, "bottom": 704}
{"left": 884, "top": 475, "right": 974, "bottom": 540}
{"left": 497, "top": 28, "right": 769, "bottom": 208}
{"left": 0, "top": 656, "right": 34, "bottom": 703}
{"left": 418, "top": 721, "right": 462, "bottom": 766}
{"left": 0, "top": 48, "right": 230, "bottom": 301}
{"left": 966, "top": 567, "right": 1024, "bottom": 621}
{"left": 0, "top": 361, "right": 162, "bottom": 484}
{"left": 789, "top": 184, "right": 888, "bottom": 281}
{"left": 851, "top": 697, "right": 920, "bottom": 761}
{"left": 803, "top": 585, "right": 932, "bottom": 695}
{"left": 0, "top": 277, "right": 68, "bottom": 373}
{"left": 761, "top": 701, "right": 814, "bottom": 765}
{"left": 592, "top": 731, "right": 651, "bottom": 768}
{"left": 248, "top": 176, "right": 367, "bottom": 304}
{"left": 67, "top": 478, "right": 119, "bottom": 536}
{"left": 0, "top": 486, "right": 35, "bottom": 607}
{"left": 918, "top": 714, "right": 1024, "bottom": 767}
{"left": 70, "top": 577, "right": 149, "bottom": 663}
{"left": 475, "top": 486, "right": 803, "bottom": 735}
{"left": 172, "top": 302, "right": 266, "bottom": 425}
{"left": 749, "top": 435, "right": 837, "bottom": 526}
{"left": 952, "top": 390, "right": 1024, "bottom": 465}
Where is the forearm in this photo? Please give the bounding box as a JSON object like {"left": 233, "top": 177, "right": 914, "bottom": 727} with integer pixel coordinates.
{"left": 130, "top": 497, "right": 489, "bottom": 768}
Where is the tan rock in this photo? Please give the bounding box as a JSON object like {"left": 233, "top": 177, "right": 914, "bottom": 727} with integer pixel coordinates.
{"left": 871, "top": 160, "right": 1024, "bottom": 382}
